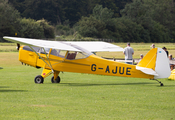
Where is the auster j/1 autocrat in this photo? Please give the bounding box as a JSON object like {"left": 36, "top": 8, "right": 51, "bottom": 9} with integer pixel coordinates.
{"left": 3, "top": 36, "right": 171, "bottom": 86}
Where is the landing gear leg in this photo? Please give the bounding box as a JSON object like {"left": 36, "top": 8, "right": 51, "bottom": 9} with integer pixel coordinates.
{"left": 51, "top": 71, "right": 61, "bottom": 83}
{"left": 151, "top": 79, "right": 164, "bottom": 86}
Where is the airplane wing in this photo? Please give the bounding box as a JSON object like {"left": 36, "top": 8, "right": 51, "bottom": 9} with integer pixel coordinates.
{"left": 3, "top": 36, "right": 124, "bottom": 52}
{"left": 3, "top": 36, "right": 80, "bottom": 52}
{"left": 65, "top": 41, "right": 124, "bottom": 52}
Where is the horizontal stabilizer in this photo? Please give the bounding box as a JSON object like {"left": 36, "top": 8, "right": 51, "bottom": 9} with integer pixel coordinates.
{"left": 136, "top": 66, "right": 158, "bottom": 76}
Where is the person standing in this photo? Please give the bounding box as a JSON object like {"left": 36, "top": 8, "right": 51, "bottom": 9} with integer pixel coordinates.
{"left": 123, "top": 42, "right": 134, "bottom": 64}
{"left": 169, "top": 54, "right": 175, "bottom": 71}
{"left": 138, "top": 54, "right": 143, "bottom": 63}
{"left": 151, "top": 44, "right": 155, "bottom": 49}
{"left": 162, "top": 47, "right": 169, "bottom": 57}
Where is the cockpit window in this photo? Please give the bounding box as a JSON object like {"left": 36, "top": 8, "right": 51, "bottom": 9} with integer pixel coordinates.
{"left": 50, "top": 49, "right": 90, "bottom": 60}
{"left": 75, "top": 52, "right": 89, "bottom": 59}
{"left": 23, "top": 46, "right": 40, "bottom": 52}
{"left": 66, "top": 51, "right": 89, "bottom": 60}
{"left": 40, "top": 48, "right": 50, "bottom": 54}
{"left": 50, "top": 49, "right": 66, "bottom": 58}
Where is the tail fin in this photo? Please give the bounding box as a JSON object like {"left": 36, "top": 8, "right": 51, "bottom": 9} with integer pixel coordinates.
{"left": 136, "top": 48, "right": 171, "bottom": 79}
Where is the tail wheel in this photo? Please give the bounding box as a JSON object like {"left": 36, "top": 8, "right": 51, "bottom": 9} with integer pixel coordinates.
{"left": 51, "top": 76, "right": 61, "bottom": 83}
{"left": 34, "top": 75, "right": 44, "bottom": 84}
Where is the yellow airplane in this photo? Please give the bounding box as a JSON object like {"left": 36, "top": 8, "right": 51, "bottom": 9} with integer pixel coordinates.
{"left": 3, "top": 36, "right": 171, "bottom": 86}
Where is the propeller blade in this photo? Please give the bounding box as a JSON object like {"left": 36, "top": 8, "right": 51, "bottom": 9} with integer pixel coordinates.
{"left": 17, "top": 43, "right": 20, "bottom": 50}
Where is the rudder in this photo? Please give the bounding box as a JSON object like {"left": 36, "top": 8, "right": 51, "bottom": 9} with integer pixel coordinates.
{"left": 137, "top": 48, "right": 171, "bottom": 79}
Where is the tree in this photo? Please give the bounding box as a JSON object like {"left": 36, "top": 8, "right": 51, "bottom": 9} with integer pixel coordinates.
{"left": 120, "top": 0, "right": 174, "bottom": 42}
{"left": 98, "top": 0, "right": 120, "bottom": 17}
{"left": 78, "top": 5, "right": 119, "bottom": 39}
{"left": 114, "top": 18, "right": 149, "bottom": 42}
{"left": 21, "top": 0, "right": 65, "bottom": 24}
{"left": 18, "top": 18, "right": 44, "bottom": 39}
{"left": 37, "top": 19, "right": 55, "bottom": 39}
{"left": 0, "top": 0, "right": 21, "bottom": 41}
{"left": 8, "top": 0, "right": 25, "bottom": 13}
{"left": 93, "top": 5, "right": 114, "bottom": 23}
{"left": 8, "top": 0, "right": 132, "bottom": 26}
{"left": 78, "top": 16, "right": 106, "bottom": 38}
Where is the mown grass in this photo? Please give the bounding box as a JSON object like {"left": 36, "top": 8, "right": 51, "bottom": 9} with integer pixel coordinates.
{"left": 0, "top": 43, "right": 175, "bottom": 119}
{"left": 0, "top": 43, "right": 17, "bottom": 52}
{"left": 1, "top": 65, "right": 175, "bottom": 120}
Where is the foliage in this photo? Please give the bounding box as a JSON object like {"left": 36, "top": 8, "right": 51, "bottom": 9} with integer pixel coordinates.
{"left": 114, "top": 18, "right": 149, "bottom": 42}
{"left": 37, "top": 19, "right": 55, "bottom": 39}
{"left": 8, "top": 0, "right": 131, "bottom": 25}
{"left": 17, "top": 18, "right": 55, "bottom": 39}
{"left": 0, "top": 0, "right": 56, "bottom": 41}
{"left": 18, "top": 18, "right": 44, "bottom": 39}
{"left": 0, "top": 0, "right": 21, "bottom": 42}
{"left": 120, "top": 0, "right": 175, "bottom": 42}
{"left": 2, "top": 0, "right": 175, "bottom": 42}
{"left": 55, "top": 25, "right": 74, "bottom": 37}
{"left": 78, "top": 16, "right": 106, "bottom": 38}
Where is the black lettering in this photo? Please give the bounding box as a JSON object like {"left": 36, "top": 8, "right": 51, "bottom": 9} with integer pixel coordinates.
{"left": 119, "top": 67, "right": 124, "bottom": 74}
{"left": 105, "top": 66, "right": 110, "bottom": 73}
{"left": 91, "top": 64, "right": 96, "bottom": 71}
{"left": 126, "top": 67, "right": 131, "bottom": 75}
{"left": 112, "top": 66, "right": 118, "bottom": 74}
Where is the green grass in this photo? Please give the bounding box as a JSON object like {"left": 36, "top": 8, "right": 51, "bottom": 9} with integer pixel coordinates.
{"left": 0, "top": 43, "right": 18, "bottom": 52}
{"left": 1, "top": 46, "right": 175, "bottom": 119}
{"left": 1, "top": 66, "right": 175, "bottom": 120}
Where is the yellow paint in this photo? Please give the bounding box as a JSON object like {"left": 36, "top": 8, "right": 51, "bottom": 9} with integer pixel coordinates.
{"left": 53, "top": 71, "right": 60, "bottom": 80}
{"left": 168, "top": 69, "right": 175, "bottom": 80}
{"left": 19, "top": 46, "right": 37, "bottom": 67}
{"left": 137, "top": 48, "right": 157, "bottom": 70}
{"left": 41, "top": 68, "right": 52, "bottom": 78}
{"left": 18, "top": 45, "right": 155, "bottom": 80}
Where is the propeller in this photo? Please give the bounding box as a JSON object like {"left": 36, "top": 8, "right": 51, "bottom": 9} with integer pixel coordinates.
{"left": 17, "top": 43, "right": 20, "bottom": 50}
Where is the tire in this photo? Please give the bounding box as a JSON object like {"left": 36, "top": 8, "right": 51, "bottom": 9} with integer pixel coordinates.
{"left": 34, "top": 75, "right": 44, "bottom": 84}
{"left": 51, "top": 76, "right": 60, "bottom": 83}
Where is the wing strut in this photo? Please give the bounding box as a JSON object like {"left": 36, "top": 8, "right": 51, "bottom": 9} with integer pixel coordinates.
{"left": 29, "top": 46, "right": 54, "bottom": 72}
{"left": 42, "top": 48, "right": 54, "bottom": 71}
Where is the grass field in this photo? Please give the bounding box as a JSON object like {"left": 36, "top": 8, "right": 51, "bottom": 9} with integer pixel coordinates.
{"left": 0, "top": 43, "right": 175, "bottom": 120}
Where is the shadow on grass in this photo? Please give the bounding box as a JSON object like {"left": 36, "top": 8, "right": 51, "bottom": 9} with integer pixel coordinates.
{"left": 60, "top": 82, "right": 156, "bottom": 86}
{"left": 160, "top": 85, "right": 175, "bottom": 87}
{"left": 0, "top": 86, "right": 28, "bottom": 92}
{"left": 0, "top": 86, "right": 10, "bottom": 88}
{"left": 0, "top": 90, "right": 28, "bottom": 92}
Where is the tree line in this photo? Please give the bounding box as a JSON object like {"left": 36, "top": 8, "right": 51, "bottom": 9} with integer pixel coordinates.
{"left": 0, "top": 0, "right": 175, "bottom": 42}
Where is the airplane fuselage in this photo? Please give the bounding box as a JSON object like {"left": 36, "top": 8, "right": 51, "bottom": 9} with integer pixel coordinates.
{"left": 19, "top": 45, "right": 154, "bottom": 79}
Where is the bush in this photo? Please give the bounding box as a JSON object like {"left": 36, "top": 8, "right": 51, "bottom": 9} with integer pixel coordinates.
{"left": 18, "top": 18, "right": 44, "bottom": 39}
{"left": 114, "top": 18, "right": 149, "bottom": 42}
{"left": 37, "top": 19, "right": 55, "bottom": 39}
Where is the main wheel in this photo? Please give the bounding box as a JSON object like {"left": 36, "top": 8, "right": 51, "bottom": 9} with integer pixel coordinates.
{"left": 34, "top": 75, "right": 44, "bottom": 84}
{"left": 51, "top": 76, "right": 61, "bottom": 83}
